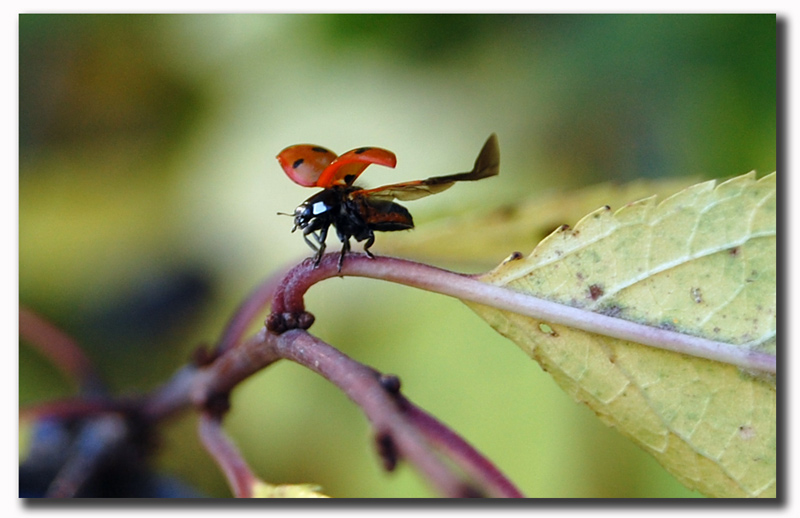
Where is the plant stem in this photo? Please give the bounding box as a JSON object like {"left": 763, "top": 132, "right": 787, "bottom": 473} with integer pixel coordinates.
{"left": 19, "top": 307, "right": 106, "bottom": 394}
{"left": 214, "top": 269, "right": 287, "bottom": 355}
{"left": 198, "top": 412, "right": 258, "bottom": 498}
{"left": 274, "top": 329, "right": 495, "bottom": 497}
{"left": 272, "top": 253, "right": 776, "bottom": 375}
{"left": 144, "top": 324, "right": 517, "bottom": 497}
{"left": 402, "top": 399, "right": 524, "bottom": 498}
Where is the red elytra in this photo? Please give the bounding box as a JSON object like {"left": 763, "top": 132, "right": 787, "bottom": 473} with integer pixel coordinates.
{"left": 277, "top": 145, "right": 397, "bottom": 188}
{"left": 276, "top": 134, "right": 500, "bottom": 270}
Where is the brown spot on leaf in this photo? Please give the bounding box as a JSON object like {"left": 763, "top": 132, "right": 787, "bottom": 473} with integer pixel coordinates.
{"left": 589, "top": 284, "right": 604, "bottom": 300}
{"left": 729, "top": 246, "right": 741, "bottom": 257}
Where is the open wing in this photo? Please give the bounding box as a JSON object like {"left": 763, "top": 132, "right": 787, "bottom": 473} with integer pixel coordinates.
{"left": 277, "top": 144, "right": 338, "bottom": 187}
{"left": 277, "top": 145, "right": 396, "bottom": 188}
{"left": 315, "top": 147, "right": 397, "bottom": 187}
{"left": 354, "top": 133, "right": 500, "bottom": 202}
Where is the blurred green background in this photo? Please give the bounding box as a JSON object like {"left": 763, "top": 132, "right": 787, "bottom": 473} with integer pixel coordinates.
{"left": 19, "top": 14, "right": 776, "bottom": 498}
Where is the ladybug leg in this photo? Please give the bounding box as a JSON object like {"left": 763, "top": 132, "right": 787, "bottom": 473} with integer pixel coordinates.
{"left": 333, "top": 227, "right": 354, "bottom": 271}
{"left": 302, "top": 231, "right": 320, "bottom": 252}
{"left": 338, "top": 238, "right": 351, "bottom": 271}
{"left": 362, "top": 230, "right": 376, "bottom": 259}
{"left": 304, "top": 225, "right": 329, "bottom": 267}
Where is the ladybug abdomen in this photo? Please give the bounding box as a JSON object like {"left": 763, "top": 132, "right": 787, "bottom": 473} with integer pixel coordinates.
{"left": 356, "top": 197, "right": 414, "bottom": 232}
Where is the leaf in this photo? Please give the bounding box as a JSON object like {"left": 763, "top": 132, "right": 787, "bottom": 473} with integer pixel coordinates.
{"left": 467, "top": 172, "right": 776, "bottom": 498}
{"left": 379, "top": 176, "right": 700, "bottom": 266}
{"left": 251, "top": 480, "right": 329, "bottom": 498}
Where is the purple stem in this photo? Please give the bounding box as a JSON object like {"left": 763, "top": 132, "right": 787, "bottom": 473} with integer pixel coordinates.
{"left": 272, "top": 253, "right": 776, "bottom": 375}
{"left": 21, "top": 397, "right": 129, "bottom": 422}
{"left": 214, "top": 269, "right": 287, "bottom": 355}
{"left": 198, "top": 411, "right": 258, "bottom": 497}
{"left": 19, "top": 307, "right": 106, "bottom": 394}
{"left": 403, "top": 400, "right": 524, "bottom": 498}
{"left": 22, "top": 261, "right": 530, "bottom": 497}
{"left": 274, "top": 329, "right": 483, "bottom": 497}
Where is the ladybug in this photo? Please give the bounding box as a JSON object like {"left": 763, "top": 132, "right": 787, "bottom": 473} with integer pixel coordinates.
{"left": 277, "top": 134, "right": 499, "bottom": 270}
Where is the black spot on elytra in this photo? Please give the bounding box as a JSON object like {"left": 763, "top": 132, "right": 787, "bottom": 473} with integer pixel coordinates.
{"left": 312, "top": 146, "right": 329, "bottom": 153}
{"left": 292, "top": 158, "right": 304, "bottom": 169}
{"left": 354, "top": 147, "right": 371, "bottom": 154}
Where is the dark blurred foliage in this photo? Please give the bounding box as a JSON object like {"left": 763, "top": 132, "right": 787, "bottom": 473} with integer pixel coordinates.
{"left": 319, "top": 14, "right": 536, "bottom": 62}
{"left": 319, "top": 14, "right": 775, "bottom": 181}
{"left": 20, "top": 14, "right": 215, "bottom": 391}
{"left": 76, "top": 268, "right": 212, "bottom": 351}
{"left": 530, "top": 14, "right": 776, "bottom": 182}
{"left": 19, "top": 14, "right": 205, "bottom": 159}
{"left": 21, "top": 417, "right": 203, "bottom": 497}
{"left": 19, "top": 14, "right": 776, "bottom": 177}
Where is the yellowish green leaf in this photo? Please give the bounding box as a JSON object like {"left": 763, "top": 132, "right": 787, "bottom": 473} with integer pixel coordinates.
{"left": 251, "top": 480, "right": 329, "bottom": 498}
{"left": 380, "top": 176, "right": 699, "bottom": 266}
{"left": 467, "top": 172, "right": 776, "bottom": 498}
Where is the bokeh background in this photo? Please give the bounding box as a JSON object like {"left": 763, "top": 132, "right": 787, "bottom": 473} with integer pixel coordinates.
{"left": 19, "top": 14, "right": 776, "bottom": 498}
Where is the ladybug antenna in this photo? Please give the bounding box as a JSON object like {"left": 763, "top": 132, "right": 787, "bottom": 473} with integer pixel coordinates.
{"left": 276, "top": 211, "right": 300, "bottom": 232}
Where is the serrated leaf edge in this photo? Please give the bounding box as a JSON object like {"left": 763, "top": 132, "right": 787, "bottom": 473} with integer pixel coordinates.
{"left": 484, "top": 171, "right": 775, "bottom": 287}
